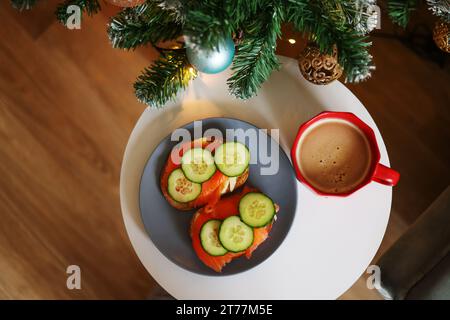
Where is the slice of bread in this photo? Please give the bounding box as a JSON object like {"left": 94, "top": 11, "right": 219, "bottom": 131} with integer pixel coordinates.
{"left": 160, "top": 137, "right": 249, "bottom": 211}
{"left": 189, "top": 186, "right": 279, "bottom": 272}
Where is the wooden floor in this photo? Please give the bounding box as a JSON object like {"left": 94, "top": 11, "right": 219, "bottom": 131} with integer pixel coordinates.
{"left": 0, "top": 2, "right": 448, "bottom": 299}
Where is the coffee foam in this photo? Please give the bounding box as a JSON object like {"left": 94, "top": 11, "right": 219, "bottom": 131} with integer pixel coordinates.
{"left": 296, "top": 118, "right": 372, "bottom": 194}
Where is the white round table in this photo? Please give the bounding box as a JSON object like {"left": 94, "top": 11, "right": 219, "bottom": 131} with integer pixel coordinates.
{"left": 120, "top": 56, "right": 392, "bottom": 299}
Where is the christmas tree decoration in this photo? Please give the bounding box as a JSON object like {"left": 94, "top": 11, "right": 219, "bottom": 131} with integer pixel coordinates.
{"left": 433, "top": 21, "right": 450, "bottom": 53}
{"left": 298, "top": 45, "right": 343, "bottom": 85}
{"left": 105, "top": 0, "right": 145, "bottom": 8}
{"left": 186, "top": 36, "right": 235, "bottom": 74}
{"left": 11, "top": 0, "right": 379, "bottom": 107}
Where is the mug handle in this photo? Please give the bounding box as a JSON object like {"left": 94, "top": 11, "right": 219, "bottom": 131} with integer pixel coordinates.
{"left": 372, "top": 163, "right": 400, "bottom": 186}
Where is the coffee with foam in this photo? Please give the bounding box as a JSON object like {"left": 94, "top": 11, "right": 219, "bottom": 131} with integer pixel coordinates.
{"left": 296, "top": 118, "right": 372, "bottom": 194}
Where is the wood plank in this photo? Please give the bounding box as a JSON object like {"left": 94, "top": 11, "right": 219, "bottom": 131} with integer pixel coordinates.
{"left": 0, "top": 2, "right": 156, "bottom": 299}
{"left": 0, "top": 1, "right": 449, "bottom": 299}
{"left": 9, "top": 0, "right": 61, "bottom": 39}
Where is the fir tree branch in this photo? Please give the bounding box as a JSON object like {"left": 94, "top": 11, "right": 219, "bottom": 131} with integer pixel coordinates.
{"left": 337, "top": 33, "right": 374, "bottom": 82}
{"left": 156, "top": 0, "right": 190, "bottom": 23}
{"left": 322, "top": 0, "right": 378, "bottom": 35}
{"left": 183, "top": 1, "right": 237, "bottom": 50}
{"left": 287, "top": 0, "right": 374, "bottom": 83}
{"left": 108, "top": 1, "right": 183, "bottom": 50}
{"left": 10, "top": 0, "right": 39, "bottom": 10}
{"left": 318, "top": 0, "right": 348, "bottom": 31}
{"left": 55, "top": 0, "right": 101, "bottom": 26}
{"left": 183, "top": 0, "right": 269, "bottom": 50}
{"left": 134, "top": 50, "right": 197, "bottom": 108}
{"left": 227, "top": 2, "right": 283, "bottom": 99}
{"left": 387, "top": 0, "right": 418, "bottom": 28}
{"left": 427, "top": 0, "right": 450, "bottom": 22}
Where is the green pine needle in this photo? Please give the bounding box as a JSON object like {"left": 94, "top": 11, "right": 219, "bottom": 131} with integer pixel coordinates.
{"left": 10, "top": 0, "right": 39, "bottom": 11}
{"left": 11, "top": 0, "right": 393, "bottom": 107}
{"left": 183, "top": 2, "right": 237, "bottom": 50}
{"left": 134, "top": 50, "right": 197, "bottom": 108}
{"left": 287, "top": 0, "right": 374, "bottom": 83}
{"left": 227, "top": 2, "right": 283, "bottom": 99}
{"left": 427, "top": 0, "right": 450, "bottom": 23}
{"left": 55, "top": 0, "right": 101, "bottom": 26}
{"left": 388, "top": 0, "right": 418, "bottom": 28}
{"left": 108, "top": 2, "right": 183, "bottom": 50}
{"left": 183, "top": 0, "right": 268, "bottom": 50}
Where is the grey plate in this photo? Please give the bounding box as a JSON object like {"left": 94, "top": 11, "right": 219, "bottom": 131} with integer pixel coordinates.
{"left": 139, "top": 117, "right": 298, "bottom": 276}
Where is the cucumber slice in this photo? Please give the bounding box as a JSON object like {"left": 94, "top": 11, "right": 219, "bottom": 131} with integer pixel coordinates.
{"left": 181, "top": 148, "right": 216, "bottom": 183}
{"left": 200, "top": 220, "right": 228, "bottom": 256}
{"left": 218, "top": 216, "right": 254, "bottom": 252}
{"left": 214, "top": 142, "right": 250, "bottom": 177}
{"left": 167, "top": 169, "right": 201, "bottom": 203}
{"left": 239, "top": 192, "right": 275, "bottom": 227}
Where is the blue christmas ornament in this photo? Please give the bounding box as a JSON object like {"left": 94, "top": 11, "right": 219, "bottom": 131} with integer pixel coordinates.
{"left": 186, "top": 36, "right": 235, "bottom": 74}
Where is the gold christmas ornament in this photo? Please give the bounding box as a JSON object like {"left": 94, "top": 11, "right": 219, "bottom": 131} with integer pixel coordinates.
{"left": 433, "top": 21, "right": 450, "bottom": 53}
{"left": 105, "top": 0, "right": 145, "bottom": 7}
{"left": 298, "top": 45, "right": 343, "bottom": 85}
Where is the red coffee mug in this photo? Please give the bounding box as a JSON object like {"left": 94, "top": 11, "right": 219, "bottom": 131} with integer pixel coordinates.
{"left": 291, "top": 111, "right": 400, "bottom": 197}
